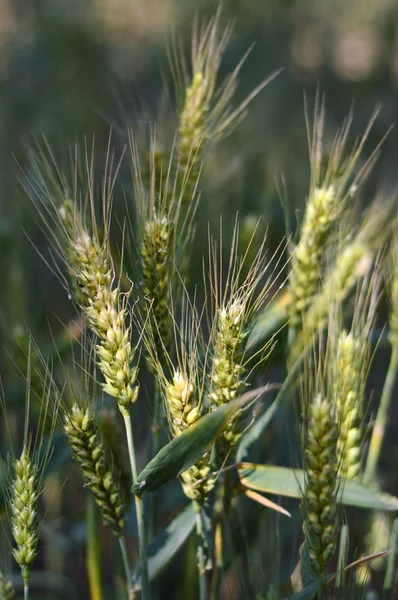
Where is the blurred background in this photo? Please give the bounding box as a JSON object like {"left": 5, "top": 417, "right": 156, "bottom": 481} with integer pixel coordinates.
{"left": 1, "top": 0, "right": 398, "bottom": 598}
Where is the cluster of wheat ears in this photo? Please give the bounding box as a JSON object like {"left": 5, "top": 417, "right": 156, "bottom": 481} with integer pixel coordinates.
{"left": 1, "top": 10, "right": 398, "bottom": 600}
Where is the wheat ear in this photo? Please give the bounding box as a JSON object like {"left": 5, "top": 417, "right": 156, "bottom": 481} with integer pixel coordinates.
{"left": 64, "top": 403, "right": 125, "bottom": 536}
{"left": 60, "top": 200, "right": 139, "bottom": 412}
{"left": 301, "top": 394, "right": 339, "bottom": 575}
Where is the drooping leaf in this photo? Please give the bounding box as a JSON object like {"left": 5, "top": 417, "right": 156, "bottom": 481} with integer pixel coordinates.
{"left": 132, "top": 388, "right": 267, "bottom": 495}
{"left": 133, "top": 503, "right": 196, "bottom": 589}
{"left": 238, "top": 464, "right": 398, "bottom": 511}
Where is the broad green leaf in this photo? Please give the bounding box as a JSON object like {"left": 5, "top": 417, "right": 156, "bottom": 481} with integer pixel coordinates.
{"left": 132, "top": 388, "right": 267, "bottom": 495}
{"left": 238, "top": 464, "right": 398, "bottom": 511}
{"left": 133, "top": 503, "right": 196, "bottom": 588}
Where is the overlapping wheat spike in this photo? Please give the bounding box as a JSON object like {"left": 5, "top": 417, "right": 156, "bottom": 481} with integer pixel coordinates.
{"left": 129, "top": 132, "right": 197, "bottom": 372}
{"left": 300, "top": 344, "right": 340, "bottom": 577}
{"left": 169, "top": 9, "right": 280, "bottom": 203}
{"left": 146, "top": 293, "right": 214, "bottom": 507}
{"left": 329, "top": 274, "right": 379, "bottom": 480}
{"left": 291, "top": 199, "right": 392, "bottom": 362}
{"left": 288, "top": 100, "right": 381, "bottom": 332}
{"left": 206, "top": 220, "right": 285, "bottom": 457}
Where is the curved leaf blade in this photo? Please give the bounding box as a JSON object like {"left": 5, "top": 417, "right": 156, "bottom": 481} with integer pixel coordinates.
{"left": 133, "top": 503, "right": 196, "bottom": 589}
{"left": 132, "top": 388, "right": 267, "bottom": 495}
{"left": 238, "top": 464, "right": 398, "bottom": 511}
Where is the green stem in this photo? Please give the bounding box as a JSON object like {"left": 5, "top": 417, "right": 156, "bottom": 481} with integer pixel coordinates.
{"left": 24, "top": 582, "right": 29, "bottom": 600}
{"left": 119, "top": 536, "right": 133, "bottom": 599}
{"left": 148, "top": 382, "right": 162, "bottom": 541}
{"left": 121, "top": 410, "right": 150, "bottom": 600}
{"left": 383, "top": 517, "right": 398, "bottom": 599}
{"left": 364, "top": 344, "right": 398, "bottom": 485}
{"left": 86, "top": 495, "right": 103, "bottom": 600}
{"left": 195, "top": 508, "right": 208, "bottom": 600}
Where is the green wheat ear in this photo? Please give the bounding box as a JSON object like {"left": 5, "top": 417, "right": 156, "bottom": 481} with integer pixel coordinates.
{"left": 10, "top": 447, "right": 39, "bottom": 585}
{"left": 301, "top": 393, "right": 339, "bottom": 575}
{"left": 59, "top": 198, "right": 140, "bottom": 413}
{"left": 288, "top": 101, "right": 380, "bottom": 332}
{"left": 171, "top": 10, "right": 279, "bottom": 204}
{"left": 206, "top": 221, "right": 282, "bottom": 458}
{"left": 331, "top": 273, "right": 378, "bottom": 481}
{"left": 64, "top": 402, "right": 125, "bottom": 536}
{"left": 2, "top": 356, "right": 59, "bottom": 596}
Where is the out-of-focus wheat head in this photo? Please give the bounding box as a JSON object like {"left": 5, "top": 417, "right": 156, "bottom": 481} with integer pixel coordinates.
{"left": 291, "top": 198, "right": 392, "bottom": 362}
{"left": 329, "top": 273, "right": 379, "bottom": 480}
{"left": 170, "top": 9, "right": 280, "bottom": 203}
{"left": 206, "top": 220, "right": 284, "bottom": 456}
{"left": 289, "top": 101, "right": 381, "bottom": 330}
{"left": 0, "top": 570, "right": 15, "bottom": 600}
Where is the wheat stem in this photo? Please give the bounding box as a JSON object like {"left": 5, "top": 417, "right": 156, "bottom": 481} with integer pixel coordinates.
{"left": 364, "top": 344, "right": 398, "bottom": 485}
{"left": 195, "top": 509, "right": 208, "bottom": 600}
{"left": 121, "top": 410, "right": 149, "bottom": 600}
{"left": 87, "top": 495, "right": 103, "bottom": 600}
{"left": 23, "top": 584, "right": 29, "bottom": 600}
{"left": 119, "top": 537, "right": 133, "bottom": 597}
{"left": 148, "top": 381, "right": 162, "bottom": 541}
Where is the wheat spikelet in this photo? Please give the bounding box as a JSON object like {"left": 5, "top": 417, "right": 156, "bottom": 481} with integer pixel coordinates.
{"left": 288, "top": 102, "right": 380, "bottom": 329}
{"left": 206, "top": 221, "right": 282, "bottom": 456}
{"left": 333, "top": 331, "right": 363, "bottom": 480}
{"left": 289, "top": 185, "right": 338, "bottom": 327}
{"left": 10, "top": 448, "right": 39, "bottom": 584}
{"left": 173, "top": 11, "right": 279, "bottom": 203}
{"left": 301, "top": 394, "right": 339, "bottom": 575}
{"left": 64, "top": 403, "right": 125, "bottom": 536}
{"left": 59, "top": 200, "right": 139, "bottom": 411}
{"left": 165, "top": 369, "right": 214, "bottom": 506}
{"left": 292, "top": 237, "right": 372, "bottom": 362}
{"left": 209, "top": 300, "right": 248, "bottom": 452}
{"left": 140, "top": 212, "right": 172, "bottom": 366}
